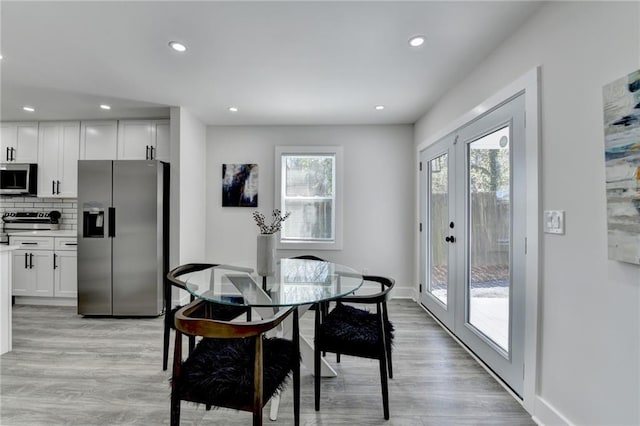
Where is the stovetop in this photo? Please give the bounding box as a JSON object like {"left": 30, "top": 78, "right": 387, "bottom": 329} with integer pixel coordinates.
{"left": 1, "top": 210, "right": 62, "bottom": 244}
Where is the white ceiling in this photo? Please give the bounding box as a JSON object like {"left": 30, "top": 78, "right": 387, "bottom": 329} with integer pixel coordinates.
{"left": 0, "top": 1, "right": 543, "bottom": 126}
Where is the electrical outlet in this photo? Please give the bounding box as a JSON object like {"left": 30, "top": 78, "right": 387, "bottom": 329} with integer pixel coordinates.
{"left": 543, "top": 210, "right": 565, "bottom": 234}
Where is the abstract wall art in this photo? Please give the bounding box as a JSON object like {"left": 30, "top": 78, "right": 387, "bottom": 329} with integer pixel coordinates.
{"left": 603, "top": 69, "right": 640, "bottom": 265}
{"left": 222, "top": 163, "right": 258, "bottom": 207}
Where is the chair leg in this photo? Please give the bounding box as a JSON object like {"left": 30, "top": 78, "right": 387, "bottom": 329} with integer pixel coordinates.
{"left": 170, "top": 331, "right": 183, "bottom": 426}
{"left": 163, "top": 319, "right": 170, "bottom": 371}
{"left": 379, "top": 353, "right": 390, "bottom": 420}
{"left": 293, "top": 308, "right": 300, "bottom": 426}
{"left": 386, "top": 341, "right": 393, "bottom": 379}
{"left": 314, "top": 308, "right": 321, "bottom": 412}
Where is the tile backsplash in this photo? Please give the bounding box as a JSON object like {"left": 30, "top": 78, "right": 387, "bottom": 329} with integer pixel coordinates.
{"left": 0, "top": 197, "right": 77, "bottom": 230}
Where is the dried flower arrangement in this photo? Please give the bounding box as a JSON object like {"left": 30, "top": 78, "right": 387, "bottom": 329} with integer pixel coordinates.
{"left": 252, "top": 209, "right": 291, "bottom": 234}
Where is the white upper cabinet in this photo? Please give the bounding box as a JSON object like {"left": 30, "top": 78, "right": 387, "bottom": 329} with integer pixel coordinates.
{"left": 117, "top": 119, "right": 169, "bottom": 161}
{"left": 154, "top": 120, "right": 170, "bottom": 162}
{"left": 37, "top": 121, "right": 80, "bottom": 198}
{"left": 80, "top": 120, "right": 118, "bottom": 160}
{"left": 0, "top": 122, "right": 39, "bottom": 163}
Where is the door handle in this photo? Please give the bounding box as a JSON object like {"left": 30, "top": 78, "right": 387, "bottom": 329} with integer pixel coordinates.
{"left": 5, "top": 147, "right": 9, "bottom": 161}
{"left": 445, "top": 236, "right": 456, "bottom": 243}
{"left": 146, "top": 145, "right": 150, "bottom": 160}
{"left": 150, "top": 146, "right": 155, "bottom": 160}
{"left": 24, "top": 253, "right": 28, "bottom": 269}
{"left": 108, "top": 207, "right": 116, "bottom": 237}
{"left": 29, "top": 253, "right": 34, "bottom": 269}
{"left": 54, "top": 253, "right": 58, "bottom": 269}
{"left": 22, "top": 242, "right": 38, "bottom": 245}
{"left": 57, "top": 180, "right": 61, "bottom": 194}
{"left": 52, "top": 180, "right": 56, "bottom": 195}
{"left": 11, "top": 147, "right": 15, "bottom": 161}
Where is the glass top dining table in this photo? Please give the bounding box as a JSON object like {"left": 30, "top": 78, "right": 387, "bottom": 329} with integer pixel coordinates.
{"left": 178, "top": 258, "right": 364, "bottom": 308}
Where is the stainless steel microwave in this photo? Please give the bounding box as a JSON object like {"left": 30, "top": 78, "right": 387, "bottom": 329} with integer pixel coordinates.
{"left": 0, "top": 163, "right": 38, "bottom": 196}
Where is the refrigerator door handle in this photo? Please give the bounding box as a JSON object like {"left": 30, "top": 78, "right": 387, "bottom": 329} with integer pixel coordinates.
{"left": 108, "top": 207, "right": 116, "bottom": 237}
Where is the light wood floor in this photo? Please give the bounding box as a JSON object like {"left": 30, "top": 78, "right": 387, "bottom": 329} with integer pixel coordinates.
{"left": 1, "top": 300, "right": 534, "bottom": 425}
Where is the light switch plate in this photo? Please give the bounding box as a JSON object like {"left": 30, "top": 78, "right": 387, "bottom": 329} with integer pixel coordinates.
{"left": 544, "top": 210, "right": 565, "bottom": 234}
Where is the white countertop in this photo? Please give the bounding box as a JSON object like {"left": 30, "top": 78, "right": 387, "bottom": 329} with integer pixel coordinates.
{"left": 8, "top": 230, "right": 77, "bottom": 238}
{"left": 0, "top": 245, "right": 18, "bottom": 253}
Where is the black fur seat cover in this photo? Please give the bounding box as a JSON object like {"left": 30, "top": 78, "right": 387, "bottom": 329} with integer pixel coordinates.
{"left": 317, "top": 303, "right": 394, "bottom": 359}
{"left": 174, "top": 337, "right": 296, "bottom": 408}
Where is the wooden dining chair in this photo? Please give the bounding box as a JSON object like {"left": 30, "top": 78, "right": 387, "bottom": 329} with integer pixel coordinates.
{"left": 313, "top": 275, "right": 395, "bottom": 420}
{"left": 163, "top": 263, "right": 250, "bottom": 371}
{"left": 170, "top": 299, "right": 300, "bottom": 426}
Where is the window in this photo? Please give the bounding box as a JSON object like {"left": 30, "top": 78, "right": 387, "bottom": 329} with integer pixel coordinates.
{"left": 275, "top": 146, "right": 343, "bottom": 250}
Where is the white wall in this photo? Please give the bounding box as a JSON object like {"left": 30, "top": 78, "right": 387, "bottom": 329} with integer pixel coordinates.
{"left": 205, "top": 125, "right": 415, "bottom": 296}
{"left": 169, "top": 107, "right": 207, "bottom": 267}
{"left": 415, "top": 2, "right": 639, "bottom": 425}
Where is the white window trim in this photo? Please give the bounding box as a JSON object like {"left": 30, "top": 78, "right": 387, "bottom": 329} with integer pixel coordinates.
{"left": 275, "top": 145, "right": 343, "bottom": 250}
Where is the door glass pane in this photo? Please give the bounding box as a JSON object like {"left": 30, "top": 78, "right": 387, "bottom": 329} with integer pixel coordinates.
{"left": 428, "top": 153, "right": 448, "bottom": 305}
{"left": 467, "top": 127, "right": 510, "bottom": 352}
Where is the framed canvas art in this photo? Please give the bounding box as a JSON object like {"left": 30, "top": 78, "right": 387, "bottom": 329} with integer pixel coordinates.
{"left": 603, "top": 69, "right": 640, "bottom": 265}
{"left": 222, "top": 163, "right": 258, "bottom": 207}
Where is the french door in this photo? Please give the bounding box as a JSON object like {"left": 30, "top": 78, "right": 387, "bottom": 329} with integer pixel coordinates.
{"left": 420, "top": 93, "right": 526, "bottom": 396}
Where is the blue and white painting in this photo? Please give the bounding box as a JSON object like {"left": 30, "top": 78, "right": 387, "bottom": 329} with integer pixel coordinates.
{"left": 603, "top": 69, "right": 640, "bottom": 265}
{"left": 222, "top": 163, "right": 258, "bottom": 207}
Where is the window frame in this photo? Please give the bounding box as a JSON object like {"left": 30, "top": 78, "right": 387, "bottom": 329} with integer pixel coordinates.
{"left": 275, "top": 145, "right": 343, "bottom": 250}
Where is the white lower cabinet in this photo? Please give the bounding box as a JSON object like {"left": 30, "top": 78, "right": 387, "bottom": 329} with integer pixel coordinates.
{"left": 11, "top": 236, "right": 77, "bottom": 299}
{"left": 12, "top": 250, "right": 54, "bottom": 297}
{"left": 54, "top": 241, "right": 77, "bottom": 298}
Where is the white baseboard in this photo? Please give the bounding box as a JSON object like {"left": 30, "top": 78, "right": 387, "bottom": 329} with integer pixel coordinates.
{"left": 532, "top": 396, "right": 572, "bottom": 426}
{"left": 14, "top": 296, "right": 77, "bottom": 307}
{"left": 389, "top": 285, "right": 415, "bottom": 300}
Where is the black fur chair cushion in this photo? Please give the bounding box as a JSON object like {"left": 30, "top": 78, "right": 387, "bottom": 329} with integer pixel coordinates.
{"left": 174, "top": 336, "right": 296, "bottom": 408}
{"left": 317, "top": 303, "right": 394, "bottom": 359}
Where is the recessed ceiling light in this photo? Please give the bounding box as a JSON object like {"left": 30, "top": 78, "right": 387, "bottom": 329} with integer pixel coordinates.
{"left": 100, "top": 104, "right": 111, "bottom": 110}
{"left": 228, "top": 107, "right": 239, "bottom": 113}
{"left": 169, "top": 41, "right": 187, "bottom": 52}
{"left": 22, "top": 106, "right": 35, "bottom": 112}
{"left": 375, "top": 105, "right": 385, "bottom": 111}
{"left": 408, "top": 35, "right": 425, "bottom": 47}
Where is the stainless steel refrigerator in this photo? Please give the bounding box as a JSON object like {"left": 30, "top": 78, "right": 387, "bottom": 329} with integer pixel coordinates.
{"left": 77, "top": 160, "right": 169, "bottom": 316}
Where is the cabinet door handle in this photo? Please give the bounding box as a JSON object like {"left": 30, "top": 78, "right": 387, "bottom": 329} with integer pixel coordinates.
{"left": 5, "top": 147, "right": 9, "bottom": 161}
{"left": 53, "top": 253, "right": 57, "bottom": 269}
{"left": 146, "top": 145, "right": 150, "bottom": 160}
{"left": 150, "top": 146, "right": 155, "bottom": 160}
{"left": 11, "top": 147, "right": 15, "bottom": 161}
{"left": 29, "top": 253, "right": 34, "bottom": 269}
{"left": 22, "top": 242, "right": 38, "bottom": 245}
{"left": 57, "top": 180, "right": 61, "bottom": 194}
{"left": 24, "top": 253, "right": 28, "bottom": 269}
{"left": 64, "top": 243, "right": 77, "bottom": 246}
{"left": 52, "top": 180, "right": 56, "bottom": 195}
